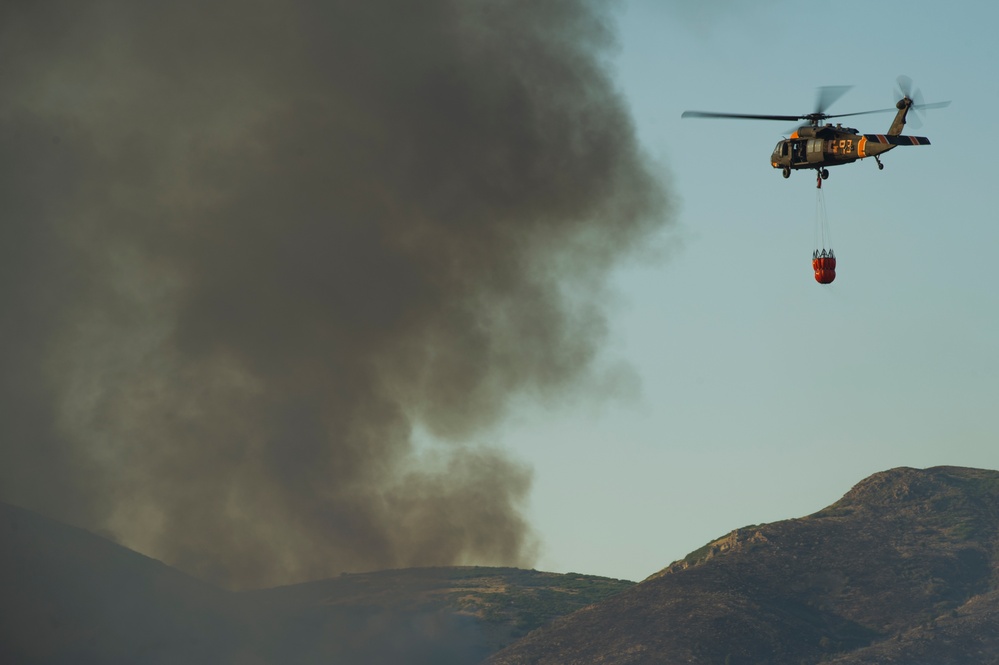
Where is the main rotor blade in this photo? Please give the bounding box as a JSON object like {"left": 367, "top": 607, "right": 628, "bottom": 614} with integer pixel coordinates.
{"left": 815, "top": 85, "right": 853, "bottom": 114}
{"left": 681, "top": 110, "right": 803, "bottom": 122}
{"left": 826, "top": 100, "right": 951, "bottom": 120}
{"left": 823, "top": 107, "right": 899, "bottom": 119}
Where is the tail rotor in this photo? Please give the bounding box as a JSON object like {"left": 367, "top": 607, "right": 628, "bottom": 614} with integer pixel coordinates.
{"left": 895, "top": 75, "right": 950, "bottom": 130}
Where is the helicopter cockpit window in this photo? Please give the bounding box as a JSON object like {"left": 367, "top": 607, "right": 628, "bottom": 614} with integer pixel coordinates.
{"left": 775, "top": 142, "right": 787, "bottom": 156}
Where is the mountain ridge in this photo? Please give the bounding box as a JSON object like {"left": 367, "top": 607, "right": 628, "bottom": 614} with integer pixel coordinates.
{"left": 489, "top": 465, "right": 999, "bottom": 664}
{"left": 5, "top": 465, "right": 999, "bottom": 664}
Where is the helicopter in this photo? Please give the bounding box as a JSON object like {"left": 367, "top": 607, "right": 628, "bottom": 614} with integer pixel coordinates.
{"left": 682, "top": 76, "right": 949, "bottom": 187}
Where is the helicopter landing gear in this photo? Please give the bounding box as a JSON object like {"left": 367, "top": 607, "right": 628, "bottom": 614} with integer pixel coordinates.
{"left": 875, "top": 155, "right": 884, "bottom": 171}
{"left": 816, "top": 168, "right": 829, "bottom": 189}
{"left": 782, "top": 167, "right": 791, "bottom": 179}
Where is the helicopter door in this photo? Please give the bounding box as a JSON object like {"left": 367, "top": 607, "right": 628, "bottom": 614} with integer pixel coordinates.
{"left": 791, "top": 140, "right": 806, "bottom": 165}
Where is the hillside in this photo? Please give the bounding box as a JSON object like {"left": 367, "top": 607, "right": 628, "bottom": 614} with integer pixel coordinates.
{"left": 0, "top": 501, "right": 239, "bottom": 664}
{"left": 236, "top": 567, "right": 632, "bottom": 664}
{"left": 489, "top": 466, "right": 999, "bottom": 664}
{"left": 0, "top": 501, "right": 631, "bottom": 664}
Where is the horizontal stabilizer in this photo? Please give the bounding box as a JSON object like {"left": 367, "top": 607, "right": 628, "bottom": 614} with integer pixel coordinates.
{"left": 863, "top": 134, "right": 931, "bottom": 145}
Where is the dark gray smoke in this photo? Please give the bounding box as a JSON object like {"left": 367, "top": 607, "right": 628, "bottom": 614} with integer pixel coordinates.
{"left": 0, "top": 0, "right": 670, "bottom": 589}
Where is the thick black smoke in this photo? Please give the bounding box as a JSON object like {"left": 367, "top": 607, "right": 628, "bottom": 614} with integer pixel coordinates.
{"left": 0, "top": 0, "right": 669, "bottom": 588}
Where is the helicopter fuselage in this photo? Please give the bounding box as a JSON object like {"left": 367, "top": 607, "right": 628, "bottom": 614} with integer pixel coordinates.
{"left": 682, "top": 83, "right": 946, "bottom": 183}
{"left": 770, "top": 97, "right": 931, "bottom": 178}
{"left": 770, "top": 124, "right": 900, "bottom": 171}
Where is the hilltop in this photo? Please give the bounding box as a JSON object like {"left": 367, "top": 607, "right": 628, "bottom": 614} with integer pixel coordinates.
{"left": 489, "top": 466, "right": 999, "bottom": 664}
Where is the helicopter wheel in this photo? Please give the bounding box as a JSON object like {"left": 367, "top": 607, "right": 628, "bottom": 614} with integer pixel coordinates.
{"left": 821, "top": 169, "right": 830, "bottom": 180}
{"left": 878, "top": 162, "right": 884, "bottom": 171}
{"left": 782, "top": 167, "right": 790, "bottom": 179}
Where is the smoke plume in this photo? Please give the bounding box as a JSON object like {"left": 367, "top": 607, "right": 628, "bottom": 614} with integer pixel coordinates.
{"left": 0, "top": 0, "right": 670, "bottom": 588}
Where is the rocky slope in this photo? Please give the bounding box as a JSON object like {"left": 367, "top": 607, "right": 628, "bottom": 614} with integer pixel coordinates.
{"left": 489, "top": 466, "right": 999, "bottom": 664}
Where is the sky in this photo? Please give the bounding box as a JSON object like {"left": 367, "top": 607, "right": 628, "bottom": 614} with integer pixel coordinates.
{"left": 2, "top": 0, "right": 997, "bottom": 590}
{"left": 500, "top": 0, "right": 999, "bottom": 581}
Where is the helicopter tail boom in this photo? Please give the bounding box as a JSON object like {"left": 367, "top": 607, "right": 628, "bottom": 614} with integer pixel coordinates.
{"left": 857, "top": 134, "right": 930, "bottom": 160}
{"left": 862, "top": 134, "right": 931, "bottom": 146}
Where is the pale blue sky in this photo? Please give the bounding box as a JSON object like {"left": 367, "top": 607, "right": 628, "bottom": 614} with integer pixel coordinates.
{"left": 496, "top": 0, "right": 999, "bottom": 582}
